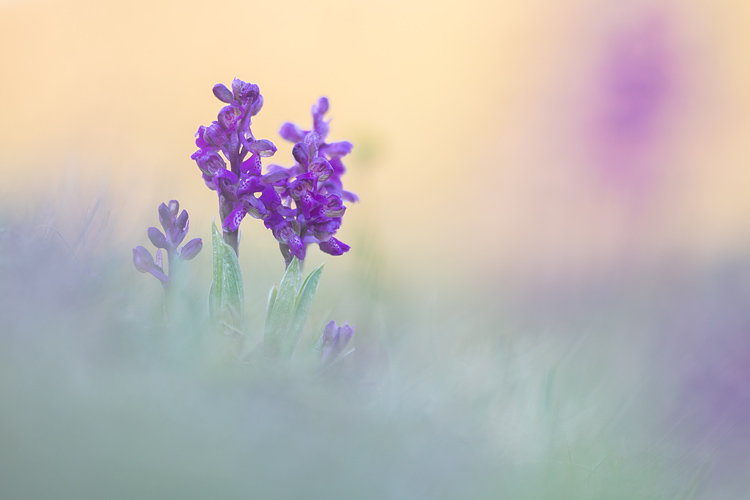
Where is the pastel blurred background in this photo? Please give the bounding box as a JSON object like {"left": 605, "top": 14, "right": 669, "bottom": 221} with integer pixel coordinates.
{"left": 3, "top": 0, "right": 749, "bottom": 283}
{"left": 2, "top": 0, "right": 750, "bottom": 498}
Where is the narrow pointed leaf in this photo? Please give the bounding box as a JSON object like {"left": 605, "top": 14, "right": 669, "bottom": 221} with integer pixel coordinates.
{"left": 266, "top": 284, "right": 278, "bottom": 320}
{"left": 208, "top": 219, "right": 244, "bottom": 327}
{"left": 281, "top": 263, "right": 324, "bottom": 358}
{"left": 263, "top": 257, "right": 302, "bottom": 355}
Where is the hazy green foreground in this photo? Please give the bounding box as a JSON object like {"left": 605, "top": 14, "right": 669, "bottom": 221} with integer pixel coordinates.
{"left": 1, "top": 204, "right": 749, "bottom": 500}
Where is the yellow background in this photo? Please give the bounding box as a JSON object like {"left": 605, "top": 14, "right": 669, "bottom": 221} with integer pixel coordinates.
{"left": 2, "top": 0, "right": 749, "bottom": 286}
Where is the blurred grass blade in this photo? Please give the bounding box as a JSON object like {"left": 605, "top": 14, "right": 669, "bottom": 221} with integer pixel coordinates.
{"left": 208, "top": 219, "right": 244, "bottom": 328}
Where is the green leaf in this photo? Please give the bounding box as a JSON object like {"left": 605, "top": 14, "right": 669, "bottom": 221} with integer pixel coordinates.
{"left": 285, "top": 263, "right": 324, "bottom": 358}
{"left": 263, "top": 258, "right": 301, "bottom": 354}
{"left": 208, "top": 219, "right": 244, "bottom": 328}
{"left": 263, "top": 258, "right": 324, "bottom": 358}
{"left": 266, "top": 284, "right": 278, "bottom": 320}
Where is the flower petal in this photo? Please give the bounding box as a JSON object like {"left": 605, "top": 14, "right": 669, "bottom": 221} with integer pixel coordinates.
{"left": 133, "top": 246, "right": 155, "bottom": 273}
{"left": 319, "top": 237, "right": 350, "bottom": 256}
{"left": 148, "top": 227, "right": 169, "bottom": 249}
{"left": 179, "top": 238, "right": 203, "bottom": 260}
{"left": 279, "top": 122, "right": 305, "bottom": 143}
{"left": 224, "top": 204, "right": 247, "bottom": 232}
{"left": 213, "top": 83, "right": 234, "bottom": 103}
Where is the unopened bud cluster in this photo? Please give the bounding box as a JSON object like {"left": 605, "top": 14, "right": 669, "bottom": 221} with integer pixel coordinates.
{"left": 133, "top": 200, "right": 202, "bottom": 288}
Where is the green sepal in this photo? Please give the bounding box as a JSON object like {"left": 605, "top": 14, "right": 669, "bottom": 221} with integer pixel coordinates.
{"left": 208, "top": 219, "right": 244, "bottom": 328}
{"left": 263, "top": 257, "right": 324, "bottom": 358}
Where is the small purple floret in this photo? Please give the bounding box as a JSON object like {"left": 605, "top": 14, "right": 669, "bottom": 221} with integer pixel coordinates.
{"left": 316, "top": 320, "right": 355, "bottom": 366}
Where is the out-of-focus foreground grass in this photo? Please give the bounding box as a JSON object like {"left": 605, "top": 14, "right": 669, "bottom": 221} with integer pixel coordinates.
{"left": 1, "top": 198, "right": 749, "bottom": 500}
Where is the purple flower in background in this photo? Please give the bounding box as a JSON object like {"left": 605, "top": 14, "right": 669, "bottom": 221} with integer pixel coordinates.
{"left": 314, "top": 320, "right": 355, "bottom": 367}
{"left": 133, "top": 200, "right": 202, "bottom": 290}
{"left": 588, "top": 14, "right": 679, "bottom": 197}
{"left": 192, "top": 80, "right": 357, "bottom": 265}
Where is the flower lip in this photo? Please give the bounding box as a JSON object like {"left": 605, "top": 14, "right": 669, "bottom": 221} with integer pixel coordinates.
{"left": 319, "top": 237, "right": 350, "bottom": 256}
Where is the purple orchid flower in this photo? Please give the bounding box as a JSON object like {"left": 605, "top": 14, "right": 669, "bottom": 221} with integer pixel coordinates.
{"left": 191, "top": 79, "right": 277, "bottom": 255}
{"left": 192, "top": 81, "right": 357, "bottom": 266}
{"left": 267, "top": 97, "right": 357, "bottom": 265}
{"left": 133, "top": 200, "right": 202, "bottom": 290}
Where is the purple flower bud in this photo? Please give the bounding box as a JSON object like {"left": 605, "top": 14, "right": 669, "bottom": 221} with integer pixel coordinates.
{"left": 292, "top": 143, "right": 309, "bottom": 167}
{"left": 249, "top": 93, "right": 264, "bottom": 116}
{"left": 148, "top": 227, "right": 169, "bottom": 249}
{"left": 135, "top": 199, "right": 201, "bottom": 288}
{"left": 175, "top": 210, "right": 189, "bottom": 233}
{"left": 203, "top": 122, "right": 228, "bottom": 148}
{"left": 309, "top": 157, "right": 333, "bottom": 182}
{"left": 218, "top": 105, "right": 243, "bottom": 130}
{"left": 232, "top": 78, "right": 245, "bottom": 99}
{"left": 279, "top": 122, "right": 305, "bottom": 143}
{"left": 158, "top": 203, "right": 171, "bottom": 232}
{"left": 317, "top": 320, "right": 354, "bottom": 365}
{"left": 248, "top": 139, "right": 277, "bottom": 158}
{"left": 194, "top": 126, "right": 211, "bottom": 149}
{"left": 167, "top": 200, "right": 180, "bottom": 217}
{"left": 193, "top": 150, "right": 226, "bottom": 175}
{"left": 304, "top": 131, "right": 321, "bottom": 151}
{"left": 133, "top": 246, "right": 155, "bottom": 272}
{"left": 169, "top": 219, "right": 188, "bottom": 247}
{"left": 319, "top": 237, "right": 350, "bottom": 256}
{"left": 213, "top": 83, "right": 234, "bottom": 103}
{"left": 232, "top": 79, "right": 259, "bottom": 105}
{"left": 179, "top": 238, "right": 203, "bottom": 260}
